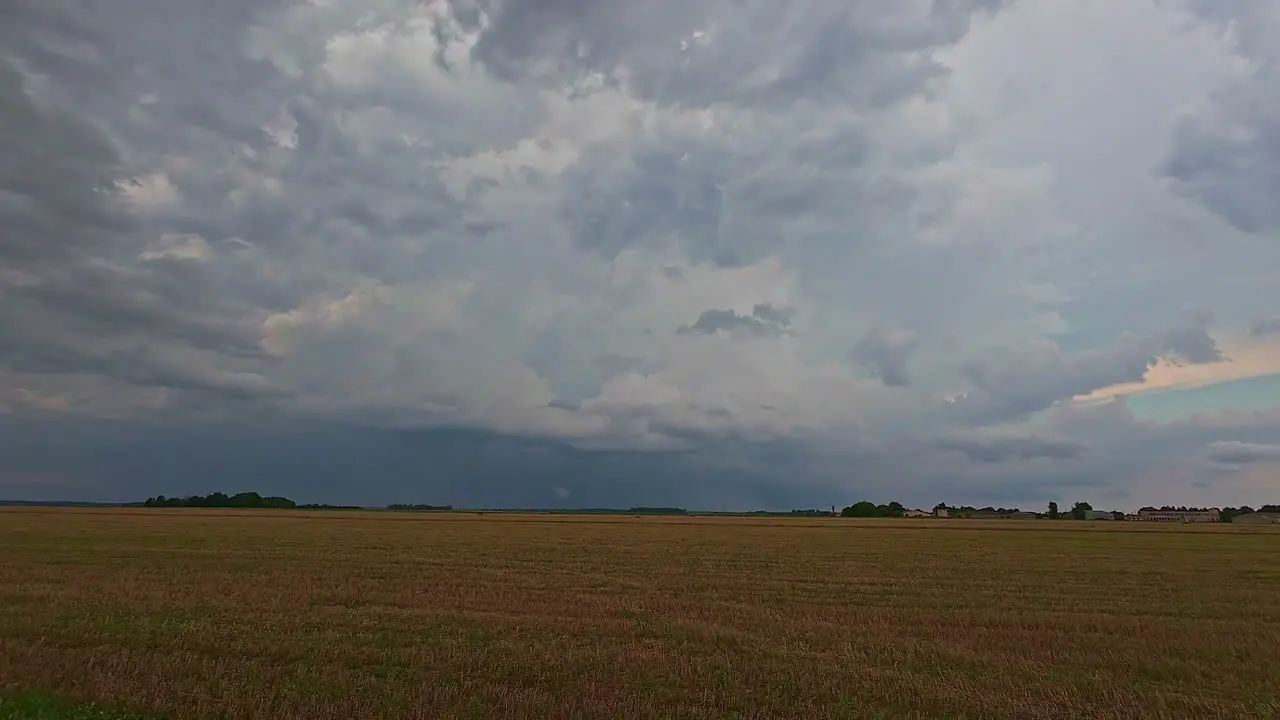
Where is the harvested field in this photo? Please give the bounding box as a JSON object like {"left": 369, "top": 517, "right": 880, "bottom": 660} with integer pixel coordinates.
{"left": 2, "top": 508, "right": 1278, "bottom": 719}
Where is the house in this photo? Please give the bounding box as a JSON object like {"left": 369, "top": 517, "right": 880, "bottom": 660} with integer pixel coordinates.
{"left": 1137, "top": 508, "right": 1221, "bottom": 523}
{"left": 934, "top": 507, "right": 950, "bottom": 518}
{"left": 902, "top": 509, "right": 931, "bottom": 518}
{"left": 1233, "top": 513, "right": 1280, "bottom": 525}
{"left": 1082, "top": 510, "right": 1114, "bottom": 520}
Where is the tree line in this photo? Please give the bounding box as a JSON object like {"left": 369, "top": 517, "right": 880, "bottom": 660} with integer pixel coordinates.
{"left": 1219, "top": 506, "right": 1279, "bottom": 522}
{"left": 141, "top": 492, "right": 1279, "bottom": 518}
{"left": 839, "top": 501, "right": 1035, "bottom": 518}
{"left": 841, "top": 500, "right": 1279, "bottom": 522}
{"left": 143, "top": 492, "right": 296, "bottom": 509}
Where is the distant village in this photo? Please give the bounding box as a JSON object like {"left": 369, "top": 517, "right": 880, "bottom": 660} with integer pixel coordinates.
{"left": 836, "top": 501, "right": 1280, "bottom": 524}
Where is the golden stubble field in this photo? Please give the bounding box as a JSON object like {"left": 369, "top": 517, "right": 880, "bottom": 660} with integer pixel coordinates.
{"left": 1, "top": 509, "right": 1278, "bottom": 719}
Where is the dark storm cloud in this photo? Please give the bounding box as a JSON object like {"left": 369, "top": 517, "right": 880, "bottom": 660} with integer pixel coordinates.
{"left": 0, "top": 417, "right": 852, "bottom": 510}
{"left": 1162, "top": 0, "right": 1280, "bottom": 236}
{"left": 750, "top": 303, "right": 795, "bottom": 326}
{"left": 851, "top": 327, "right": 917, "bottom": 387}
{"left": 460, "top": 0, "right": 1009, "bottom": 107}
{"left": 936, "top": 435, "right": 1084, "bottom": 463}
{"left": 1164, "top": 86, "right": 1280, "bottom": 235}
{"left": 1205, "top": 441, "right": 1280, "bottom": 467}
{"left": 3, "top": 0, "right": 1277, "bottom": 513}
{"left": 955, "top": 315, "right": 1223, "bottom": 422}
{"left": 0, "top": 0, "right": 283, "bottom": 400}
{"left": 676, "top": 304, "right": 795, "bottom": 337}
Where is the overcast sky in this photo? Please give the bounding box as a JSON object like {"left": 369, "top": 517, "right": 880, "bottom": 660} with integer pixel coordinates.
{"left": 2, "top": 0, "right": 1278, "bottom": 510}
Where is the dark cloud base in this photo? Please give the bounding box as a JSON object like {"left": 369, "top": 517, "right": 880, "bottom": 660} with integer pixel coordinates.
{"left": 0, "top": 418, "right": 837, "bottom": 510}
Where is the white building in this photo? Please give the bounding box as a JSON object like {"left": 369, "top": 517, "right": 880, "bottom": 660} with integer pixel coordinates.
{"left": 1137, "top": 508, "right": 1221, "bottom": 523}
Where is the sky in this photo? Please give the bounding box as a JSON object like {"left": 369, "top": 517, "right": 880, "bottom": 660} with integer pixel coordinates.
{"left": 1, "top": 0, "right": 1278, "bottom": 511}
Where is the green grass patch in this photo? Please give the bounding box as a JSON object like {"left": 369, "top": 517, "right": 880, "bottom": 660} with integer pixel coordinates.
{"left": 0, "top": 692, "right": 161, "bottom": 719}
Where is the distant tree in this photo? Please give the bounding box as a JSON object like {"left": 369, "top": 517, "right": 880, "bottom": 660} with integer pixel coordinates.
{"left": 226, "top": 492, "right": 260, "bottom": 508}
{"left": 841, "top": 501, "right": 878, "bottom": 517}
{"left": 1260, "top": 505, "right": 1280, "bottom": 514}
{"left": 1070, "top": 501, "right": 1093, "bottom": 520}
{"left": 1111, "top": 510, "right": 1125, "bottom": 521}
{"left": 840, "top": 501, "right": 907, "bottom": 518}
{"left": 1239, "top": 506, "right": 1255, "bottom": 514}
{"left": 1047, "top": 501, "right": 1060, "bottom": 520}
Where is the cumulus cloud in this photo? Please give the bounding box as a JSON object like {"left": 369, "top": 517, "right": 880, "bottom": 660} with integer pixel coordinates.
{"left": 2, "top": 0, "right": 1279, "bottom": 508}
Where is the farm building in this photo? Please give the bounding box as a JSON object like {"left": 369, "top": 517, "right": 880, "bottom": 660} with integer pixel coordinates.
{"left": 1141, "top": 504, "right": 1218, "bottom": 520}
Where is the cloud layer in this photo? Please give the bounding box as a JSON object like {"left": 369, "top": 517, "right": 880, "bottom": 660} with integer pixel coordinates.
{"left": 1, "top": 0, "right": 1278, "bottom": 508}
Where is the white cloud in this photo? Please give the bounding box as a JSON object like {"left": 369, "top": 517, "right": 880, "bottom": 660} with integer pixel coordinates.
{"left": 139, "top": 233, "right": 212, "bottom": 263}
{"left": 117, "top": 173, "right": 179, "bottom": 213}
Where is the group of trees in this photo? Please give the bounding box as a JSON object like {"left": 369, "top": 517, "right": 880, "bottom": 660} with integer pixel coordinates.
{"left": 840, "top": 501, "right": 1034, "bottom": 518}
{"left": 839, "top": 500, "right": 1125, "bottom": 520}
{"left": 386, "top": 504, "right": 455, "bottom": 512}
{"left": 1220, "top": 506, "right": 1280, "bottom": 522}
{"left": 840, "top": 501, "right": 907, "bottom": 517}
{"left": 1044, "top": 501, "right": 1123, "bottom": 520}
{"left": 143, "top": 492, "right": 296, "bottom": 509}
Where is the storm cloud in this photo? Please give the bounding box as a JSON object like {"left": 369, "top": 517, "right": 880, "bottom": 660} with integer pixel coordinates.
{"left": 2, "top": 0, "right": 1279, "bottom": 510}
